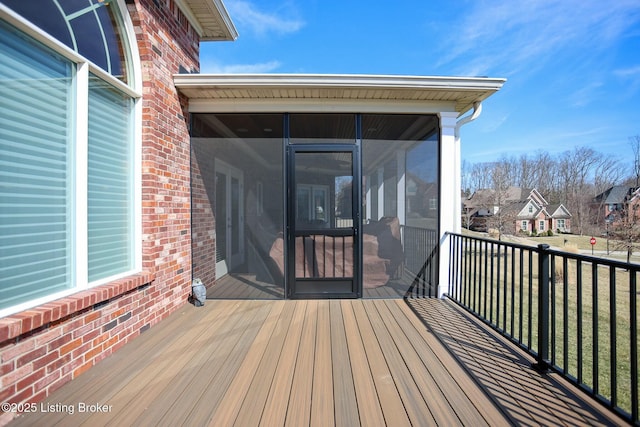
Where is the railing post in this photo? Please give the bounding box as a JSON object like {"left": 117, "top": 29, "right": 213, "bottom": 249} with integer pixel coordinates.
{"left": 533, "top": 243, "right": 551, "bottom": 372}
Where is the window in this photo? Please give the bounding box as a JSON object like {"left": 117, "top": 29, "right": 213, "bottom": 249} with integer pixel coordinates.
{"left": 539, "top": 220, "right": 545, "bottom": 232}
{"left": 0, "top": 3, "right": 140, "bottom": 316}
{"left": 528, "top": 205, "right": 533, "bottom": 213}
{"left": 557, "top": 219, "right": 565, "bottom": 230}
{"left": 297, "top": 184, "right": 329, "bottom": 226}
{"left": 2, "top": 0, "right": 129, "bottom": 82}
{"left": 521, "top": 221, "right": 528, "bottom": 231}
{"left": 87, "top": 74, "right": 135, "bottom": 281}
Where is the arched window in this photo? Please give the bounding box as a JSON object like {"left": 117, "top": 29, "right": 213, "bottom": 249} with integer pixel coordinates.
{"left": 2, "top": 0, "right": 130, "bottom": 81}
{"left": 0, "top": 1, "right": 141, "bottom": 316}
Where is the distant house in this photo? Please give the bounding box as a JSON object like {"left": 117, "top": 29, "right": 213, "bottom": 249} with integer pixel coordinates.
{"left": 463, "top": 187, "right": 572, "bottom": 234}
{"left": 592, "top": 185, "right": 640, "bottom": 226}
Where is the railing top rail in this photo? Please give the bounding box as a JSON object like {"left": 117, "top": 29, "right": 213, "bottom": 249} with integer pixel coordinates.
{"left": 446, "top": 232, "right": 538, "bottom": 252}
{"left": 446, "top": 231, "right": 640, "bottom": 272}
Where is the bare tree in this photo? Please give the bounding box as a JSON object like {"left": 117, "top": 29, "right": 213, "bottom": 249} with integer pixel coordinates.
{"left": 467, "top": 162, "right": 494, "bottom": 193}
{"left": 593, "top": 154, "right": 622, "bottom": 196}
{"left": 517, "top": 154, "right": 536, "bottom": 189}
{"left": 461, "top": 159, "right": 473, "bottom": 196}
{"left": 558, "top": 147, "right": 600, "bottom": 235}
{"left": 631, "top": 135, "right": 640, "bottom": 187}
{"left": 494, "top": 155, "right": 518, "bottom": 188}
{"left": 531, "top": 151, "right": 560, "bottom": 202}
{"left": 610, "top": 198, "right": 640, "bottom": 263}
{"left": 485, "top": 164, "right": 515, "bottom": 240}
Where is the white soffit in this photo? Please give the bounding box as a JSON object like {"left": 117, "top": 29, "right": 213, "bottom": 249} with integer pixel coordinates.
{"left": 175, "top": 0, "right": 237, "bottom": 41}
{"left": 174, "top": 74, "right": 506, "bottom": 114}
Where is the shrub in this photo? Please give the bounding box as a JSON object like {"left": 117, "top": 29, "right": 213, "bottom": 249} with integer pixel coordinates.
{"left": 547, "top": 229, "right": 554, "bottom": 236}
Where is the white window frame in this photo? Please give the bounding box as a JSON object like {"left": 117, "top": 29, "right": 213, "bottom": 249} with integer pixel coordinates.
{"left": 521, "top": 220, "right": 528, "bottom": 231}
{"left": 297, "top": 184, "right": 330, "bottom": 223}
{"left": 539, "top": 220, "right": 545, "bottom": 231}
{"left": 0, "top": 2, "right": 142, "bottom": 318}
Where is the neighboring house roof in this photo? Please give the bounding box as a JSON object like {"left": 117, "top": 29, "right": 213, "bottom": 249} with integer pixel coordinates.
{"left": 178, "top": 0, "right": 238, "bottom": 41}
{"left": 463, "top": 187, "right": 572, "bottom": 221}
{"left": 464, "top": 189, "right": 494, "bottom": 209}
{"left": 594, "top": 185, "right": 635, "bottom": 204}
{"left": 547, "top": 204, "right": 572, "bottom": 218}
{"left": 174, "top": 74, "right": 507, "bottom": 115}
{"left": 502, "top": 200, "right": 546, "bottom": 219}
{"left": 465, "top": 187, "right": 547, "bottom": 207}
{"left": 499, "top": 200, "right": 529, "bottom": 217}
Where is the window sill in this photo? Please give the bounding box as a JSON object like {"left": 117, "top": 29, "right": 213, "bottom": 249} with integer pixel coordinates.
{"left": 0, "top": 271, "right": 155, "bottom": 344}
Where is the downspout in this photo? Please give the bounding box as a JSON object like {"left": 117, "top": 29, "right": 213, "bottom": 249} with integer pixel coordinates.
{"left": 453, "top": 101, "right": 482, "bottom": 233}
{"left": 455, "top": 101, "right": 482, "bottom": 137}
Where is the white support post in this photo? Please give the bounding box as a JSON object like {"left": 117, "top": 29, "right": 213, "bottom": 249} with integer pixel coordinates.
{"left": 365, "top": 175, "right": 372, "bottom": 223}
{"left": 397, "top": 150, "right": 406, "bottom": 226}
{"left": 377, "top": 167, "right": 384, "bottom": 220}
{"left": 438, "top": 112, "right": 459, "bottom": 297}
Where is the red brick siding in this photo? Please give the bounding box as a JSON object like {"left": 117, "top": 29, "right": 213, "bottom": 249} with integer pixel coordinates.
{"left": 191, "top": 140, "right": 218, "bottom": 287}
{"left": 1, "top": 0, "right": 200, "bottom": 423}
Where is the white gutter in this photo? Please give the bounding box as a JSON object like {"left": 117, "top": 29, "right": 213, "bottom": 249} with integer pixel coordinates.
{"left": 455, "top": 101, "right": 482, "bottom": 137}
{"left": 174, "top": 73, "right": 507, "bottom": 91}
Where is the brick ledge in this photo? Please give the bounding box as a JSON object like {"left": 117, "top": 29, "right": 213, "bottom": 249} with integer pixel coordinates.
{"left": 0, "top": 271, "right": 155, "bottom": 344}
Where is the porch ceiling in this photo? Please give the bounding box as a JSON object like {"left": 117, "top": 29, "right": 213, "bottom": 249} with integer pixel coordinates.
{"left": 176, "top": 0, "right": 238, "bottom": 41}
{"left": 174, "top": 74, "right": 506, "bottom": 114}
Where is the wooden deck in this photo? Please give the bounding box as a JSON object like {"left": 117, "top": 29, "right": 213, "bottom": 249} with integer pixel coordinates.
{"left": 11, "top": 298, "right": 621, "bottom": 426}
{"left": 207, "top": 273, "right": 413, "bottom": 300}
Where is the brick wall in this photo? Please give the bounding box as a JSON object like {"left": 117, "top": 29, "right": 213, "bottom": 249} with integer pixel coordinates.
{"left": 191, "top": 139, "right": 218, "bottom": 288}
{"left": 0, "top": 0, "right": 199, "bottom": 423}
{"left": 134, "top": 0, "right": 196, "bottom": 304}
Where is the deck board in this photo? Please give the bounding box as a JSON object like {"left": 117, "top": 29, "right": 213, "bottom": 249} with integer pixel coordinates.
{"left": 310, "top": 300, "right": 334, "bottom": 427}
{"left": 364, "top": 299, "right": 437, "bottom": 426}
{"left": 10, "top": 298, "right": 622, "bottom": 427}
{"left": 137, "top": 300, "right": 267, "bottom": 426}
{"left": 350, "top": 300, "right": 411, "bottom": 427}
{"left": 339, "top": 300, "right": 386, "bottom": 427}
{"left": 260, "top": 300, "right": 307, "bottom": 426}
{"left": 390, "top": 300, "right": 507, "bottom": 426}
{"left": 285, "top": 300, "right": 317, "bottom": 427}
{"left": 375, "top": 300, "right": 465, "bottom": 426}
{"left": 329, "top": 300, "right": 359, "bottom": 427}
{"left": 210, "top": 301, "right": 286, "bottom": 426}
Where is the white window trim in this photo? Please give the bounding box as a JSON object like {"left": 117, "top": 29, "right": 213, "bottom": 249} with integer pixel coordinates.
{"left": 0, "top": 2, "right": 143, "bottom": 318}
{"left": 298, "top": 184, "right": 330, "bottom": 222}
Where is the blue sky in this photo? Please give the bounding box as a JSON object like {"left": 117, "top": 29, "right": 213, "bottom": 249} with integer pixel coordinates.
{"left": 200, "top": 0, "right": 640, "bottom": 168}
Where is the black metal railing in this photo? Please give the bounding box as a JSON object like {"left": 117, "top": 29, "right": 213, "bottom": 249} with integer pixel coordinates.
{"left": 401, "top": 225, "right": 439, "bottom": 298}
{"left": 447, "top": 232, "right": 640, "bottom": 424}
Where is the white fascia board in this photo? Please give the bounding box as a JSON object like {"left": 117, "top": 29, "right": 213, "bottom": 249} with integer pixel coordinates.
{"left": 174, "top": 0, "right": 238, "bottom": 41}
{"left": 187, "top": 98, "right": 457, "bottom": 113}
{"left": 174, "top": 73, "right": 506, "bottom": 91}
